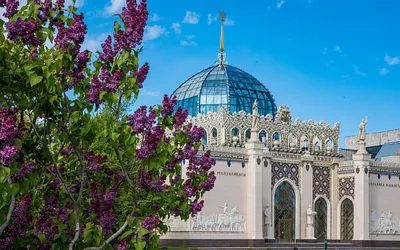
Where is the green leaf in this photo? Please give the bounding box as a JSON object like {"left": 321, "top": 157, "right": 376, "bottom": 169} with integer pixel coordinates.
{"left": 138, "top": 227, "right": 148, "bottom": 237}
{"left": 58, "top": 224, "right": 67, "bottom": 232}
{"left": 29, "top": 75, "right": 43, "bottom": 87}
{"left": 119, "top": 230, "right": 133, "bottom": 240}
{"left": 99, "top": 91, "right": 107, "bottom": 101}
{"left": 38, "top": 234, "right": 46, "bottom": 243}
{"left": 134, "top": 240, "right": 146, "bottom": 250}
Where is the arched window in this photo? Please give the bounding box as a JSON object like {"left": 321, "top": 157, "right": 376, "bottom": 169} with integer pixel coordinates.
{"left": 245, "top": 129, "right": 251, "bottom": 141}
{"left": 231, "top": 127, "right": 239, "bottom": 137}
{"left": 202, "top": 131, "right": 207, "bottom": 145}
{"left": 314, "top": 198, "right": 327, "bottom": 240}
{"left": 340, "top": 199, "right": 354, "bottom": 240}
{"left": 274, "top": 181, "right": 295, "bottom": 242}
{"left": 273, "top": 132, "right": 280, "bottom": 140}
{"left": 326, "top": 139, "right": 333, "bottom": 152}
{"left": 212, "top": 128, "right": 218, "bottom": 138}
{"left": 259, "top": 130, "right": 266, "bottom": 145}
{"left": 301, "top": 135, "right": 309, "bottom": 151}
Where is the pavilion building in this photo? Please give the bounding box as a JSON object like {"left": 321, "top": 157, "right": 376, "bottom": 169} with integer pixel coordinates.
{"left": 160, "top": 11, "right": 400, "bottom": 248}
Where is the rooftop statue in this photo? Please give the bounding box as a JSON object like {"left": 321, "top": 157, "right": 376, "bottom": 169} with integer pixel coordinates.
{"left": 357, "top": 116, "right": 368, "bottom": 142}
{"left": 251, "top": 99, "right": 259, "bottom": 130}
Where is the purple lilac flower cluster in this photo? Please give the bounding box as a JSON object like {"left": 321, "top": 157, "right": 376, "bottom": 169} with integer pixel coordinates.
{"left": 88, "top": 0, "right": 149, "bottom": 107}
{"left": 3, "top": 0, "right": 19, "bottom": 19}
{"left": 34, "top": 193, "right": 64, "bottom": 247}
{"left": 127, "top": 106, "right": 156, "bottom": 134}
{"left": 54, "top": 13, "right": 87, "bottom": 51}
{"left": 8, "top": 193, "right": 33, "bottom": 237}
{"left": 5, "top": 18, "right": 43, "bottom": 46}
{"left": 85, "top": 151, "right": 107, "bottom": 171}
{"left": 68, "top": 49, "right": 90, "bottom": 89}
{"left": 89, "top": 182, "right": 116, "bottom": 235}
{"left": 114, "top": 0, "right": 148, "bottom": 52}
{"left": 136, "top": 125, "right": 164, "bottom": 160}
{"left": 137, "top": 170, "right": 167, "bottom": 192}
{"left": 190, "top": 200, "right": 204, "bottom": 217}
{"left": 86, "top": 67, "right": 122, "bottom": 107}
{"left": 117, "top": 235, "right": 132, "bottom": 250}
{"left": 0, "top": 108, "right": 23, "bottom": 166}
{"left": 140, "top": 214, "right": 160, "bottom": 231}
{"left": 12, "top": 162, "right": 40, "bottom": 181}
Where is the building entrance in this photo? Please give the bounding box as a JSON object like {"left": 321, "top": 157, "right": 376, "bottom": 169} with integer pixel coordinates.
{"left": 274, "top": 181, "right": 295, "bottom": 242}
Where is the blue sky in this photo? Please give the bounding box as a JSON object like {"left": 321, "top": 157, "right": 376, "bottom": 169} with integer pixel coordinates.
{"left": 77, "top": 0, "right": 400, "bottom": 147}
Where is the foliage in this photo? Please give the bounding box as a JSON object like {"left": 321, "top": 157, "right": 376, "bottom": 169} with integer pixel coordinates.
{"left": 0, "top": 0, "right": 216, "bottom": 249}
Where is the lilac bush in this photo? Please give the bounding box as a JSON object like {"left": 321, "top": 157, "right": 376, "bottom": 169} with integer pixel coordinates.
{"left": 0, "top": 0, "right": 215, "bottom": 249}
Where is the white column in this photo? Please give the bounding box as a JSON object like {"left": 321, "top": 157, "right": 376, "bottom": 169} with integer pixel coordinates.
{"left": 352, "top": 153, "right": 371, "bottom": 241}
{"left": 245, "top": 139, "right": 264, "bottom": 242}
{"left": 300, "top": 152, "right": 313, "bottom": 240}
{"left": 331, "top": 162, "right": 339, "bottom": 239}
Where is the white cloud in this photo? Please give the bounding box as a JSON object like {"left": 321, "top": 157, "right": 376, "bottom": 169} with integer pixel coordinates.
{"left": 182, "top": 11, "right": 199, "bottom": 24}
{"left": 334, "top": 45, "right": 341, "bottom": 53}
{"left": 353, "top": 65, "right": 367, "bottom": 76}
{"left": 185, "top": 35, "right": 195, "bottom": 39}
{"left": 207, "top": 13, "right": 215, "bottom": 25}
{"left": 149, "top": 13, "right": 159, "bottom": 22}
{"left": 341, "top": 74, "right": 351, "bottom": 79}
{"left": 377, "top": 68, "right": 389, "bottom": 76}
{"left": 82, "top": 33, "right": 109, "bottom": 52}
{"left": 141, "top": 89, "right": 160, "bottom": 97}
{"left": 180, "top": 40, "right": 197, "bottom": 46}
{"left": 277, "top": 0, "right": 286, "bottom": 8}
{"left": 144, "top": 25, "right": 168, "bottom": 41}
{"left": 171, "top": 22, "right": 181, "bottom": 34}
{"left": 322, "top": 47, "right": 328, "bottom": 55}
{"left": 66, "top": 0, "right": 85, "bottom": 8}
{"left": 225, "top": 18, "right": 235, "bottom": 26}
{"left": 385, "top": 55, "right": 400, "bottom": 66}
{"left": 105, "top": 0, "right": 125, "bottom": 14}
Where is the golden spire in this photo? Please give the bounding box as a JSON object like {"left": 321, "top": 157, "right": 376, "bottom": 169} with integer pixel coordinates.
{"left": 218, "top": 10, "right": 228, "bottom": 67}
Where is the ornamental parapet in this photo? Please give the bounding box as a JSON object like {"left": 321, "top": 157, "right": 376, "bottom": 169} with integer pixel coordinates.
{"left": 187, "top": 106, "right": 340, "bottom": 155}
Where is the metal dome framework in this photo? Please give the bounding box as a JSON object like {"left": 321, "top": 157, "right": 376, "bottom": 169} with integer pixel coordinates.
{"left": 171, "top": 64, "right": 277, "bottom": 117}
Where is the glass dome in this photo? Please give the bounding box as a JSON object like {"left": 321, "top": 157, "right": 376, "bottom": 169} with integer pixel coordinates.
{"left": 171, "top": 64, "right": 277, "bottom": 117}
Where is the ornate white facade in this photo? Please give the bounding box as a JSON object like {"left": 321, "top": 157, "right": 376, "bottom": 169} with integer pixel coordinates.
{"left": 161, "top": 105, "right": 400, "bottom": 248}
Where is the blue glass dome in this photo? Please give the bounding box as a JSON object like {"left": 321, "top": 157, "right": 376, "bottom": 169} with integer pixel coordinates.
{"left": 171, "top": 64, "right": 277, "bottom": 117}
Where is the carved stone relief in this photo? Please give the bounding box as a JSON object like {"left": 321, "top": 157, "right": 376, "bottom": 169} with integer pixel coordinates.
{"left": 370, "top": 208, "right": 400, "bottom": 235}
{"left": 167, "top": 203, "right": 246, "bottom": 232}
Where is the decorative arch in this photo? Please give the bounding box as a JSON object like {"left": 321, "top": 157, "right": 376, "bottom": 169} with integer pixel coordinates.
{"left": 231, "top": 127, "right": 240, "bottom": 146}
{"left": 313, "top": 195, "right": 331, "bottom": 240}
{"left": 245, "top": 128, "right": 251, "bottom": 142}
{"left": 271, "top": 178, "right": 300, "bottom": 241}
{"left": 337, "top": 196, "right": 354, "bottom": 240}
{"left": 325, "top": 138, "right": 333, "bottom": 152}
{"left": 288, "top": 133, "right": 297, "bottom": 150}
{"left": 313, "top": 137, "right": 321, "bottom": 152}
{"left": 259, "top": 130, "right": 267, "bottom": 145}
{"left": 300, "top": 135, "right": 309, "bottom": 151}
{"left": 201, "top": 130, "right": 208, "bottom": 145}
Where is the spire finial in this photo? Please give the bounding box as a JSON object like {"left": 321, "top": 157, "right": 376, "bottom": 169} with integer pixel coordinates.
{"left": 217, "top": 10, "right": 228, "bottom": 67}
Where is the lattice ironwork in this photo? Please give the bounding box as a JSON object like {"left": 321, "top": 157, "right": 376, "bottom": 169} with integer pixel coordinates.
{"left": 313, "top": 166, "right": 331, "bottom": 200}
{"left": 340, "top": 198, "right": 354, "bottom": 240}
{"left": 339, "top": 177, "right": 354, "bottom": 200}
{"left": 274, "top": 181, "right": 295, "bottom": 242}
{"left": 271, "top": 162, "right": 299, "bottom": 189}
{"left": 314, "top": 198, "right": 327, "bottom": 240}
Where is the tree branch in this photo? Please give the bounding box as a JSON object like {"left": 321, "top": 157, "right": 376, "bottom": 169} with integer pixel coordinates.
{"left": 69, "top": 204, "right": 80, "bottom": 250}
{"left": 28, "top": 115, "right": 76, "bottom": 203}
{"left": 83, "top": 212, "right": 134, "bottom": 250}
{"left": 0, "top": 176, "right": 16, "bottom": 236}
